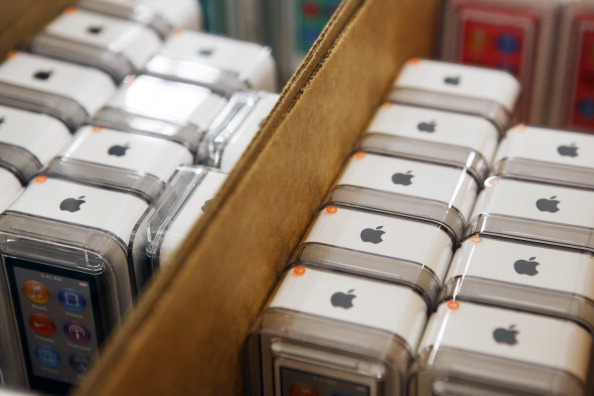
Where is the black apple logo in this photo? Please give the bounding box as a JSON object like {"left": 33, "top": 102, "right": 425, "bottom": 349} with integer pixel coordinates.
{"left": 107, "top": 144, "right": 130, "bottom": 157}
{"left": 493, "top": 325, "right": 518, "bottom": 346}
{"left": 557, "top": 143, "right": 578, "bottom": 158}
{"left": 201, "top": 199, "right": 212, "bottom": 212}
{"left": 360, "top": 226, "right": 385, "bottom": 244}
{"left": 392, "top": 170, "right": 414, "bottom": 186}
{"left": 33, "top": 70, "right": 53, "bottom": 81}
{"left": 444, "top": 75, "right": 460, "bottom": 86}
{"left": 330, "top": 289, "right": 356, "bottom": 309}
{"left": 513, "top": 256, "right": 539, "bottom": 276}
{"left": 197, "top": 48, "right": 215, "bottom": 57}
{"left": 417, "top": 120, "right": 436, "bottom": 133}
{"left": 87, "top": 25, "right": 103, "bottom": 35}
{"left": 536, "top": 196, "right": 560, "bottom": 213}
{"left": 60, "top": 196, "right": 86, "bottom": 213}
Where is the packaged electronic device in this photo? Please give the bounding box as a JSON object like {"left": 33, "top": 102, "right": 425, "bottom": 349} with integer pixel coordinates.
{"left": 144, "top": 29, "right": 277, "bottom": 93}
{"left": 91, "top": 74, "right": 228, "bottom": 155}
{"left": 197, "top": 92, "right": 278, "bottom": 172}
{"left": 470, "top": 176, "right": 594, "bottom": 253}
{"left": 493, "top": 124, "right": 594, "bottom": 189}
{"left": 388, "top": 58, "right": 520, "bottom": 133}
{"left": 0, "top": 175, "right": 149, "bottom": 394}
{"left": 443, "top": 235, "right": 594, "bottom": 333}
{"left": 367, "top": 102, "right": 500, "bottom": 165}
{"left": 439, "top": 0, "right": 561, "bottom": 123}
{"left": 0, "top": 52, "right": 116, "bottom": 131}
{"left": 329, "top": 134, "right": 481, "bottom": 244}
{"left": 132, "top": 166, "right": 227, "bottom": 271}
{"left": 246, "top": 264, "right": 428, "bottom": 396}
{"left": 410, "top": 300, "right": 592, "bottom": 396}
{"left": 0, "top": 105, "right": 71, "bottom": 184}
{"left": 27, "top": 7, "right": 162, "bottom": 84}
{"left": 48, "top": 125, "right": 193, "bottom": 202}
{"left": 78, "top": 0, "right": 203, "bottom": 38}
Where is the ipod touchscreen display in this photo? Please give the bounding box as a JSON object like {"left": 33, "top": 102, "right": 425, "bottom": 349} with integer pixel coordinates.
{"left": 280, "top": 367, "right": 370, "bottom": 396}
{"left": 4, "top": 256, "right": 105, "bottom": 394}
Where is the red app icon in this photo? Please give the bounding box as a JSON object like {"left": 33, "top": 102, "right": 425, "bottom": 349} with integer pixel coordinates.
{"left": 28, "top": 313, "right": 57, "bottom": 336}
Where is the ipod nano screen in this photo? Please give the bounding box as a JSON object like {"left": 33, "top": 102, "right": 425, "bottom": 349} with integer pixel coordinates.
{"left": 280, "top": 367, "right": 369, "bottom": 396}
{"left": 5, "top": 256, "right": 104, "bottom": 394}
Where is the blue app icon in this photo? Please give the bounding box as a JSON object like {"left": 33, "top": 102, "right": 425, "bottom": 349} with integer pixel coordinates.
{"left": 35, "top": 345, "right": 61, "bottom": 368}
{"left": 58, "top": 288, "right": 87, "bottom": 312}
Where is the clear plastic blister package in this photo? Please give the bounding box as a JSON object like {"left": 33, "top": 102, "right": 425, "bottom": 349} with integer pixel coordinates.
{"left": 439, "top": 0, "right": 563, "bottom": 124}
{"left": 367, "top": 103, "right": 500, "bottom": 166}
{"left": 443, "top": 234, "right": 594, "bottom": 333}
{"left": 26, "top": 7, "right": 162, "bottom": 84}
{"left": 144, "top": 29, "right": 278, "bottom": 93}
{"left": 493, "top": 124, "right": 594, "bottom": 189}
{"left": 197, "top": 91, "right": 278, "bottom": 172}
{"left": 297, "top": 204, "right": 454, "bottom": 307}
{"left": 91, "top": 74, "right": 228, "bottom": 154}
{"left": 131, "top": 165, "right": 227, "bottom": 272}
{"left": 246, "top": 264, "right": 428, "bottom": 396}
{"left": 78, "top": 0, "right": 203, "bottom": 38}
{"left": 0, "top": 52, "right": 116, "bottom": 131}
{"left": 0, "top": 175, "right": 149, "bottom": 394}
{"left": 469, "top": 176, "right": 594, "bottom": 253}
{"left": 47, "top": 125, "right": 194, "bottom": 203}
{"left": 388, "top": 58, "right": 520, "bottom": 133}
{"left": 0, "top": 105, "right": 71, "bottom": 184}
{"left": 329, "top": 134, "right": 481, "bottom": 244}
{"left": 410, "top": 300, "right": 592, "bottom": 396}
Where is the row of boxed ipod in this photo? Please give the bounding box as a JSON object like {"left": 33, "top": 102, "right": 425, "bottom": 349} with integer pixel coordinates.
{"left": 246, "top": 59, "right": 594, "bottom": 396}
{"left": 440, "top": 0, "right": 594, "bottom": 133}
{"left": 0, "top": 163, "right": 230, "bottom": 394}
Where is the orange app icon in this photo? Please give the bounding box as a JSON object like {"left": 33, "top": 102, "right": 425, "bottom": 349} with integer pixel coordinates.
{"left": 289, "top": 383, "right": 320, "bottom": 396}
{"left": 23, "top": 280, "right": 50, "bottom": 304}
{"left": 28, "top": 313, "right": 56, "bottom": 337}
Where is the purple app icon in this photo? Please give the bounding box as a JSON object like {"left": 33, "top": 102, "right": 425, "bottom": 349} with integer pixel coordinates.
{"left": 63, "top": 321, "right": 92, "bottom": 344}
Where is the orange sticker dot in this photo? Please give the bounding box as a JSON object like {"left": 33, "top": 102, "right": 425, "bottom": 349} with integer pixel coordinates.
{"left": 293, "top": 266, "right": 306, "bottom": 276}
{"left": 325, "top": 206, "right": 338, "bottom": 214}
{"left": 354, "top": 152, "right": 366, "bottom": 159}
{"left": 486, "top": 177, "right": 499, "bottom": 187}
{"left": 470, "top": 235, "right": 483, "bottom": 244}
{"left": 409, "top": 58, "right": 421, "bottom": 65}
{"left": 447, "top": 301, "right": 460, "bottom": 310}
{"left": 173, "top": 28, "right": 184, "bottom": 35}
{"left": 91, "top": 126, "right": 102, "bottom": 133}
{"left": 35, "top": 176, "right": 47, "bottom": 184}
{"left": 514, "top": 123, "right": 526, "bottom": 132}
{"left": 7, "top": 51, "right": 18, "bottom": 59}
{"left": 381, "top": 102, "right": 393, "bottom": 109}
{"left": 64, "top": 6, "right": 77, "bottom": 14}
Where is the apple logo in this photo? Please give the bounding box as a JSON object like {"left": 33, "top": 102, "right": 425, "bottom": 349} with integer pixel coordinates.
{"left": 330, "top": 289, "right": 356, "bottom": 309}
{"left": 33, "top": 70, "right": 53, "bottom": 81}
{"left": 87, "top": 25, "right": 103, "bottom": 35}
{"left": 201, "top": 199, "right": 212, "bottom": 212}
{"left": 197, "top": 48, "right": 215, "bottom": 57}
{"left": 107, "top": 144, "right": 130, "bottom": 157}
{"left": 557, "top": 143, "right": 578, "bottom": 158}
{"left": 513, "top": 256, "right": 539, "bottom": 276}
{"left": 493, "top": 325, "right": 519, "bottom": 346}
{"left": 536, "top": 196, "right": 560, "bottom": 213}
{"left": 392, "top": 170, "right": 414, "bottom": 186}
{"left": 60, "top": 196, "right": 86, "bottom": 213}
{"left": 360, "top": 226, "right": 385, "bottom": 244}
{"left": 417, "top": 120, "right": 436, "bottom": 133}
{"left": 444, "top": 75, "right": 461, "bottom": 86}
{"left": 0, "top": 117, "right": 4, "bottom": 126}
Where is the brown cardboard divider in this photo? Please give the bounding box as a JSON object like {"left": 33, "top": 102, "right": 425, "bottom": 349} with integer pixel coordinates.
{"left": 61, "top": 0, "right": 439, "bottom": 395}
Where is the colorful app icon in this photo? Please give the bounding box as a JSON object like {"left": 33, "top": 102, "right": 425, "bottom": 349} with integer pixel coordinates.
{"left": 63, "top": 321, "right": 92, "bottom": 344}
{"left": 28, "top": 313, "right": 57, "bottom": 336}
{"left": 58, "top": 288, "right": 87, "bottom": 312}
{"left": 69, "top": 353, "right": 93, "bottom": 374}
{"left": 35, "top": 345, "right": 61, "bottom": 368}
{"left": 23, "top": 280, "right": 50, "bottom": 304}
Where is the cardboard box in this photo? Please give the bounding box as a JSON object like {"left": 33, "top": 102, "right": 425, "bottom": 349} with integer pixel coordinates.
{"left": 2, "top": 0, "right": 439, "bottom": 394}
